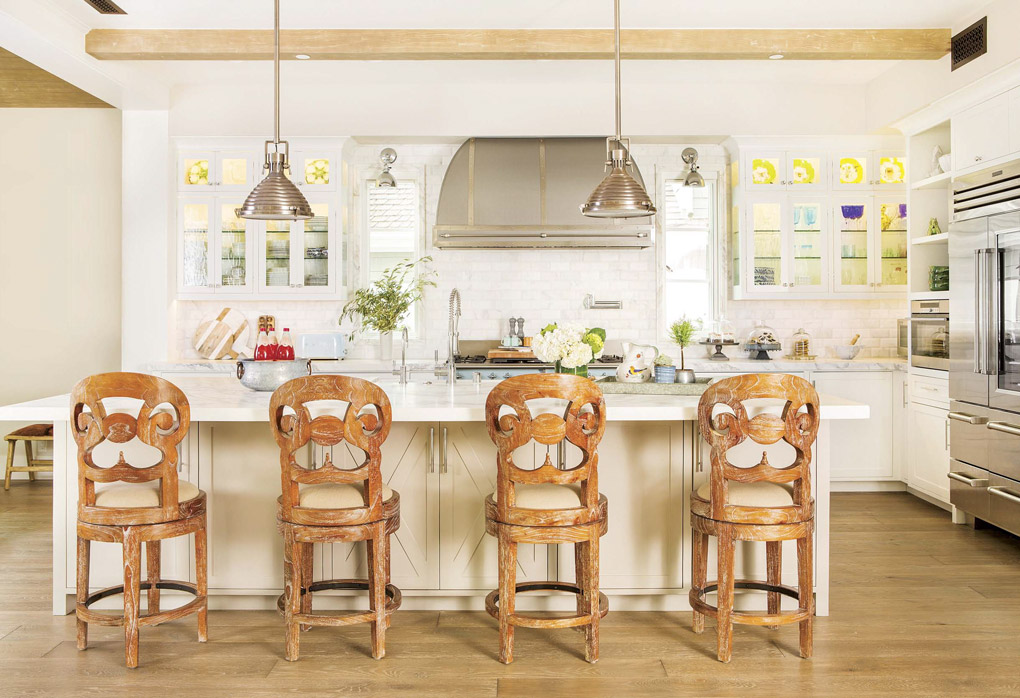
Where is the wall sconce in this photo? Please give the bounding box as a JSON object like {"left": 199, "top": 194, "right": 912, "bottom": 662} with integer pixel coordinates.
{"left": 682, "top": 147, "right": 705, "bottom": 187}
{"left": 376, "top": 148, "right": 397, "bottom": 187}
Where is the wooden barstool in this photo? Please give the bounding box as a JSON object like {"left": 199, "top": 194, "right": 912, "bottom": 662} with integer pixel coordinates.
{"left": 270, "top": 375, "right": 401, "bottom": 661}
{"left": 690, "top": 373, "right": 819, "bottom": 663}
{"left": 71, "top": 373, "right": 208, "bottom": 669}
{"left": 483, "top": 374, "right": 608, "bottom": 664}
{"left": 4, "top": 423, "right": 54, "bottom": 490}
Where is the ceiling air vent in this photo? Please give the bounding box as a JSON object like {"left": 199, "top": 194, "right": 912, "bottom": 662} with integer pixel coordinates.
{"left": 952, "top": 17, "right": 987, "bottom": 71}
{"left": 81, "top": 0, "right": 126, "bottom": 14}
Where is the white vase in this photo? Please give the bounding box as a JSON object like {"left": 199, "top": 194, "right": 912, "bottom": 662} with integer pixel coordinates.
{"left": 379, "top": 331, "right": 394, "bottom": 362}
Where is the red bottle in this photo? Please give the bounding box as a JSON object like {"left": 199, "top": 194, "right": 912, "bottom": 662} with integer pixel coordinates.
{"left": 267, "top": 331, "right": 280, "bottom": 360}
{"left": 255, "top": 329, "right": 270, "bottom": 361}
{"left": 279, "top": 328, "right": 295, "bottom": 360}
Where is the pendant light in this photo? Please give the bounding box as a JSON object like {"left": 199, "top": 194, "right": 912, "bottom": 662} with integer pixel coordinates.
{"left": 581, "top": 0, "right": 656, "bottom": 218}
{"left": 237, "top": 0, "right": 313, "bottom": 221}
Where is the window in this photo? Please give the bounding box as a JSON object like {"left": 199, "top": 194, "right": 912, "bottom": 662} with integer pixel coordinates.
{"left": 365, "top": 179, "right": 423, "bottom": 333}
{"left": 661, "top": 179, "right": 717, "bottom": 331}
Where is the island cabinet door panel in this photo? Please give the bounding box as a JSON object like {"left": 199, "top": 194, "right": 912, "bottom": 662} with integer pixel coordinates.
{"left": 65, "top": 433, "right": 197, "bottom": 591}
{"left": 329, "top": 423, "right": 440, "bottom": 590}
{"left": 439, "top": 423, "right": 548, "bottom": 590}
{"left": 556, "top": 422, "right": 683, "bottom": 590}
{"left": 811, "top": 372, "right": 894, "bottom": 480}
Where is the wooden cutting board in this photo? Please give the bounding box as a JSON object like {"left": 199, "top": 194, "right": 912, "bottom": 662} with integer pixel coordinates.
{"left": 193, "top": 308, "right": 251, "bottom": 360}
{"left": 487, "top": 348, "right": 536, "bottom": 361}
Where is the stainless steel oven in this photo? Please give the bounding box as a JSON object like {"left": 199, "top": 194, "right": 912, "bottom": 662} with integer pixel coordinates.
{"left": 910, "top": 300, "right": 949, "bottom": 370}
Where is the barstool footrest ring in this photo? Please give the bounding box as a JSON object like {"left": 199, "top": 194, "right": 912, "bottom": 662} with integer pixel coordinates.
{"left": 485, "top": 581, "right": 608, "bottom": 629}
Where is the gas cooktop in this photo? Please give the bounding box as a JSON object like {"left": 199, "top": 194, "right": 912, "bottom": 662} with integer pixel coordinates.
{"left": 453, "top": 354, "right": 622, "bottom": 381}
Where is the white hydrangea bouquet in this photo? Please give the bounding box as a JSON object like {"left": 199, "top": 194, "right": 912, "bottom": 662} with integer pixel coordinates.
{"left": 532, "top": 323, "right": 606, "bottom": 377}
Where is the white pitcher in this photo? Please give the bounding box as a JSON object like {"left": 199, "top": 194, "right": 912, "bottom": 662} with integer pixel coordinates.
{"left": 616, "top": 342, "right": 658, "bottom": 383}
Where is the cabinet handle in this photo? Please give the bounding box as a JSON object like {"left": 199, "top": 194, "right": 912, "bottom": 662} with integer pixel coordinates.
{"left": 427, "top": 427, "right": 435, "bottom": 473}
{"left": 945, "top": 418, "right": 950, "bottom": 450}
{"left": 902, "top": 379, "right": 908, "bottom": 408}
{"left": 975, "top": 155, "right": 983, "bottom": 162}
{"left": 949, "top": 472, "right": 990, "bottom": 487}
{"left": 988, "top": 421, "right": 1020, "bottom": 437}
{"left": 989, "top": 486, "right": 1020, "bottom": 504}
{"left": 948, "top": 412, "right": 988, "bottom": 425}
{"left": 440, "top": 427, "right": 448, "bottom": 474}
{"left": 782, "top": 282, "right": 789, "bottom": 287}
{"left": 695, "top": 432, "right": 703, "bottom": 473}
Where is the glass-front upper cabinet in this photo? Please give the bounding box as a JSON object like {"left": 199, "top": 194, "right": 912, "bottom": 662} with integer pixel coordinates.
{"left": 178, "top": 197, "right": 253, "bottom": 295}
{"left": 288, "top": 150, "right": 338, "bottom": 191}
{"left": 833, "top": 198, "right": 872, "bottom": 291}
{"left": 257, "top": 197, "right": 338, "bottom": 294}
{"left": 179, "top": 151, "right": 253, "bottom": 192}
{"left": 877, "top": 198, "right": 908, "bottom": 290}
{"left": 747, "top": 200, "right": 784, "bottom": 292}
{"left": 301, "top": 201, "right": 334, "bottom": 289}
{"left": 832, "top": 153, "right": 870, "bottom": 190}
{"left": 746, "top": 153, "right": 785, "bottom": 190}
{"left": 789, "top": 199, "right": 828, "bottom": 291}
{"left": 745, "top": 152, "right": 826, "bottom": 190}
{"left": 262, "top": 219, "right": 293, "bottom": 291}
{"left": 786, "top": 153, "right": 825, "bottom": 189}
{"left": 875, "top": 153, "right": 907, "bottom": 188}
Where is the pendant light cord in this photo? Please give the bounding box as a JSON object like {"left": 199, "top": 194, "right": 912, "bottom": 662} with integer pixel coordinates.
{"left": 273, "top": 0, "right": 281, "bottom": 144}
{"left": 614, "top": 0, "right": 621, "bottom": 143}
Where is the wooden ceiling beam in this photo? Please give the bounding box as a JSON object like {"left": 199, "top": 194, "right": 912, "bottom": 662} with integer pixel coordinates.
{"left": 0, "top": 48, "right": 111, "bottom": 108}
{"left": 85, "top": 28, "right": 950, "bottom": 61}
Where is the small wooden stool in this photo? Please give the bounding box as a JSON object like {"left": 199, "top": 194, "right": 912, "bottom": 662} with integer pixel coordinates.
{"left": 71, "top": 373, "right": 208, "bottom": 669}
{"left": 270, "top": 375, "right": 401, "bottom": 661}
{"left": 690, "top": 373, "right": 819, "bottom": 663}
{"left": 483, "top": 374, "right": 609, "bottom": 664}
{"left": 4, "top": 423, "right": 54, "bottom": 490}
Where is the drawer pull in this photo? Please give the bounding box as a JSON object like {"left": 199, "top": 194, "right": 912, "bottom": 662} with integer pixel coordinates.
{"left": 948, "top": 472, "right": 989, "bottom": 487}
{"left": 987, "top": 421, "right": 1020, "bottom": 437}
{"left": 948, "top": 412, "right": 989, "bottom": 425}
{"left": 989, "top": 486, "right": 1020, "bottom": 505}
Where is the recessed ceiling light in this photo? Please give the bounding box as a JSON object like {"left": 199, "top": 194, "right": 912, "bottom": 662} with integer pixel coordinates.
{"left": 768, "top": 53, "right": 784, "bottom": 60}
{"left": 295, "top": 54, "right": 311, "bottom": 60}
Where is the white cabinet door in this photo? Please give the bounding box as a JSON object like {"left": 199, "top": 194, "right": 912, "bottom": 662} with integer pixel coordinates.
{"left": 953, "top": 94, "right": 1011, "bottom": 171}
{"left": 439, "top": 423, "right": 547, "bottom": 590}
{"left": 908, "top": 402, "right": 951, "bottom": 503}
{"left": 892, "top": 372, "right": 908, "bottom": 481}
{"left": 832, "top": 196, "right": 874, "bottom": 292}
{"left": 178, "top": 196, "right": 255, "bottom": 296}
{"left": 812, "top": 372, "right": 893, "bottom": 480}
{"left": 330, "top": 423, "right": 439, "bottom": 590}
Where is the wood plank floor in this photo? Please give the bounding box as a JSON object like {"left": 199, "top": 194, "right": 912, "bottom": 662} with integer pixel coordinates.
{"left": 2, "top": 485, "right": 1019, "bottom": 696}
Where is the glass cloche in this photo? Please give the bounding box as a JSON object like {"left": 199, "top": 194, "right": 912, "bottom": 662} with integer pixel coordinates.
{"left": 743, "top": 321, "right": 781, "bottom": 360}
{"left": 789, "top": 327, "right": 815, "bottom": 360}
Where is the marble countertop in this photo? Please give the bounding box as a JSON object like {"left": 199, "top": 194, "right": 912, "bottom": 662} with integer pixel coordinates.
{"left": 0, "top": 376, "right": 869, "bottom": 423}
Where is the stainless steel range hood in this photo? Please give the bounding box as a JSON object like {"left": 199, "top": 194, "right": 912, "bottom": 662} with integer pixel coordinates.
{"left": 434, "top": 137, "right": 654, "bottom": 249}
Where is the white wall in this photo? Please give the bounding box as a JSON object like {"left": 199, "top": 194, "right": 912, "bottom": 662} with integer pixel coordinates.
{"left": 0, "top": 108, "right": 122, "bottom": 477}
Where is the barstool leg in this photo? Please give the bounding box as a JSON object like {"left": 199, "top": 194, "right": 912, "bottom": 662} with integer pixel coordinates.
{"left": 195, "top": 520, "right": 209, "bottom": 642}
{"left": 497, "top": 526, "right": 517, "bottom": 664}
{"left": 716, "top": 528, "right": 735, "bottom": 663}
{"left": 766, "top": 540, "right": 782, "bottom": 629}
{"left": 797, "top": 534, "right": 814, "bottom": 659}
{"left": 574, "top": 540, "right": 587, "bottom": 625}
{"left": 691, "top": 529, "right": 707, "bottom": 634}
{"left": 300, "top": 542, "right": 313, "bottom": 632}
{"left": 25, "top": 442, "right": 35, "bottom": 481}
{"left": 583, "top": 536, "right": 600, "bottom": 664}
{"left": 3, "top": 439, "right": 14, "bottom": 491}
{"left": 123, "top": 530, "right": 142, "bottom": 669}
{"left": 284, "top": 529, "right": 302, "bottom": 661}
{"left": 368, "top": 526, "right": 387, "bottom": 659}
{"left": 146, "top": 540, "right": 161, "bottom": 615}
{"left": 76, "top": 537, "right": 90, "bottom": 650}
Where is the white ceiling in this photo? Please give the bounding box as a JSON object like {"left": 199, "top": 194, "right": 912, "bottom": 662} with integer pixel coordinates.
{"left": 50, "top": 0, "right": 978, "bottom": 30}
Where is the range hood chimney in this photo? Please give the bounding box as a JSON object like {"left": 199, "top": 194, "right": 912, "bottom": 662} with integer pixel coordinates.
{"left": 434, "top": 137, "right": 654, "bottom": 249}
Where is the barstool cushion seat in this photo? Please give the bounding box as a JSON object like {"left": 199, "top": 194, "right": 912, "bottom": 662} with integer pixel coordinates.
{"left": 299, "top": 482, "right": 394, "bottom": 509}
{"left": 695, "top": 481, "right": 794, "bottom": 508}
{"left": 95, "top": 480, "right": 201, "bottom": 508}
{"left": 497, "top": 483, "right": 583, "bottom": 509}
{"left": 5, "top": 423, "right": 53, "bottom": 439}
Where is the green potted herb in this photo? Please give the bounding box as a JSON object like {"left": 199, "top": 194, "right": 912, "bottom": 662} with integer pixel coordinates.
{"left": 339, "top": 256, "right": 436, "bottom": 360}
{"left": 653, "top": 354, "right": 676, "bottom": 384}
{"left": 670, "top": 316, "right": 702, "bottom": 383}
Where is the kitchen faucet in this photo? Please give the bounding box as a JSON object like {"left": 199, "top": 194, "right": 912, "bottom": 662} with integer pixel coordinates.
{"left": 392, "top": 327, "right": 410, "bottom": 385}
{"left": 435, "top": 288, "right": 461, "bottom": 385}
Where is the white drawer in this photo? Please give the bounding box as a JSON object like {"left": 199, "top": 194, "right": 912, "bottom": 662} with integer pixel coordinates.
{"left": 911, "top": 374, "right": 949, "bottom": 406}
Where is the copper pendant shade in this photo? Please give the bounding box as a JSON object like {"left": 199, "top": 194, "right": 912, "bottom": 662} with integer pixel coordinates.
{"left": 237, "top": 0, "right": 312, "bottom": 221}
{"left": 581, "top": 0, "right": 655, "bottom": 219}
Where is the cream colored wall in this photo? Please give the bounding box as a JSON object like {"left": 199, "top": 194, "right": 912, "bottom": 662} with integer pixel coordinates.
{"left": 0, "top": 108, "right": 122, "bottom": 478}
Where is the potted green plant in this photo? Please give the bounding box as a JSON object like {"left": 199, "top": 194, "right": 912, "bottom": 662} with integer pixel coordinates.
{"left": 670, "top": 316, "right": 702, "bottom": 383}
{"left": 653, "top": 354, "right": 676, "bottom": 384}
{"left": 339, "top": 256, "right": 436, "bottom": 360}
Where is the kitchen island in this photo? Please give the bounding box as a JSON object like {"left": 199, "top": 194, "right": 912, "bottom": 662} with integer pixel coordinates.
{"left": 0, "top": 376, "right": 867, "bottom": 617}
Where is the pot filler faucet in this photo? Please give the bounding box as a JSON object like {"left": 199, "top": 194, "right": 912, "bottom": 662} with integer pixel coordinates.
{"left": 435, "top": 288, "right": 461, "bottom": 385}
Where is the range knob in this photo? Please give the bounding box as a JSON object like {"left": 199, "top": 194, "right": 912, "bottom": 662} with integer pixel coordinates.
{"left": 488, "top": 372, "right": 496, "bottom": 379}
{"left": 503, "top": 372, "right": 511, "bottom": 379}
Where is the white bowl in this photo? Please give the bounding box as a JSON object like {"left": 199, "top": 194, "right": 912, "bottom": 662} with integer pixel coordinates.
{"left": 938, "top": 153, "right": 952, "bottom": 174}
{"left": 832, "top": 345, "right": 862, "bottom": 360}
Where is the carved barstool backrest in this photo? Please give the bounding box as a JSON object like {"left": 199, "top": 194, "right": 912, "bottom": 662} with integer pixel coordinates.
{"left": 71, "top": 372, "right": 191, "bottom": 524}
{"left": 270, "top": 375, "right": 392, "bottom": 524}
{"left": 697, "top": 374, "right": 820, "bottom": 524}
{"left": 485, "top": 374, "right": 606, "bottom": 519}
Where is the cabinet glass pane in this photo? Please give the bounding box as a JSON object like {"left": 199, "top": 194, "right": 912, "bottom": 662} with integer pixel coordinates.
{"left": 303, "top": 203, "right": 330, "bottom": 287}
{"left": 880, "top": 201, "right": 908, "bottom": 286}
{"left": 751, "top": 202, "right": 781, "bottom": 288}
{"left": 731, "top": 204, "right": 740, "bottom": 287}
{"left": 837, "top": 202, "right": 869, "bottom": 286}
{"left": 750, "top": 157, "right": 780, "bottom": 186}
{"left": 182, "top": 203, "right": 210, "bottom": 287}
{"left": 220, "top": 204, "right": 246, "bottom": 288}
{"left": 878, "top": 156, "right": 906, "bottom": 185}
{"left": 790, "top": 157, "right": 821, "bottom": 186}
{"left": 183, "top": 158, "right": 210, "bottom": 186}
{"left": 792, "top": 202, "right": 823, "bottom": 287}
{"left": 837, "top": 156, "right": 867, "bottom": 185}
{"left": 221, "top": 157, "right": 248, "bottom": 186}
{"left": 301, "top": 157, "right": 331, "bottom": 185}
{"left": 265, "top": 221, "right": 291, "bottom": 288}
